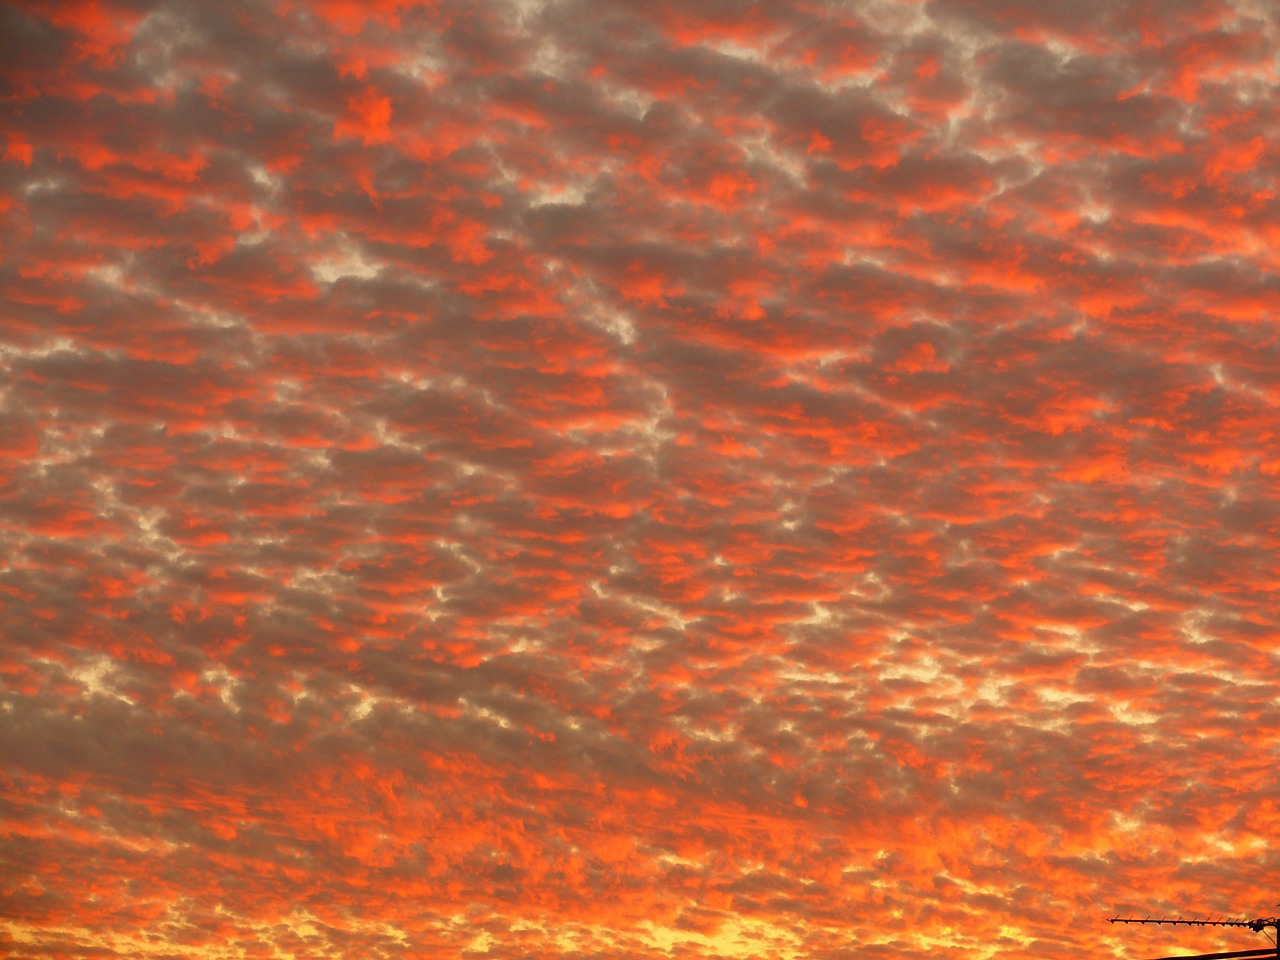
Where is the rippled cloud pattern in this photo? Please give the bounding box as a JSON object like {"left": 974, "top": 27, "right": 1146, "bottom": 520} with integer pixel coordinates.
{"left": 3, "top": 1, "right": 1280, "bottom": 957}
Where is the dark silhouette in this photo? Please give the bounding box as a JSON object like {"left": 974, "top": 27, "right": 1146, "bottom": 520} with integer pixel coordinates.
{"left": 1109, "top": 913, "right": 1280, "bottom": 959}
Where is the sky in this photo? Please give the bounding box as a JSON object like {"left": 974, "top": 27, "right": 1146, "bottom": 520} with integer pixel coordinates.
{"left": 2, "top": 0, "right": 1280, "bottom": 958}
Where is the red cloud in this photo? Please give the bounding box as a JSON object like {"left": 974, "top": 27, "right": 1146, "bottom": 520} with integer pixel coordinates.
{"left": 3, "top": 0, "right": 1280, "bottom": 958}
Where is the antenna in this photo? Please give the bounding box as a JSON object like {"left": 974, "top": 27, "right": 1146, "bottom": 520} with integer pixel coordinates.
{"left": 1108, "top": 912, "right": 1280, "bottom": 960}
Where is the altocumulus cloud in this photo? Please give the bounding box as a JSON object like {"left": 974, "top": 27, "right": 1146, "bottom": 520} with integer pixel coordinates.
{"left": 3, "top": 0, "right": 1280, "bottom": 958}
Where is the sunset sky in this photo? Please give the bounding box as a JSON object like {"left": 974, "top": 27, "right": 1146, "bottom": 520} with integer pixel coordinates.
{"left": 4, "top": 1, "right": 1280, "bottom": 958}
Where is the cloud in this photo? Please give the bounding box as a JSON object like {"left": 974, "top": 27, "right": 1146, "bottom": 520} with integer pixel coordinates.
{"left": 3, "top": 0, "right": 1280, "bottom": 958}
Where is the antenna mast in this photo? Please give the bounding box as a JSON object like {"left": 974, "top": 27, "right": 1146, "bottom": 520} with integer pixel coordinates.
{"left": 1108, "top": 913, "right": 1280, "bottom": 960}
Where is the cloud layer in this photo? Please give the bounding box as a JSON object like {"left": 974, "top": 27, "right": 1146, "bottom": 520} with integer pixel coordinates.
{"left": 3, "top": 0, "right": 1280, "bottom": 957}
